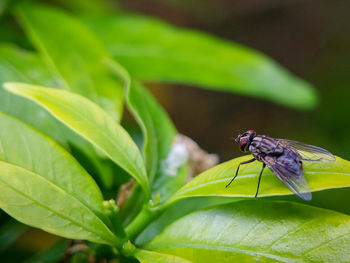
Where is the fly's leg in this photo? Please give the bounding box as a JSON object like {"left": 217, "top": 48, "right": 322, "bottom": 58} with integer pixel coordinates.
{"left": 226, "top": 158, "right": 256, "bottom": 188}
{"left": 254, "top": 163, "right": 266, "bottom": 198}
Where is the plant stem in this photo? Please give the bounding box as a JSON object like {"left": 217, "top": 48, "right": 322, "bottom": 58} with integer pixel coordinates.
{"left": 125, "top": 186, "right": 184, "bottom": 240}
{"left": 125, "top": 204, "right": 159, "bottom": 241}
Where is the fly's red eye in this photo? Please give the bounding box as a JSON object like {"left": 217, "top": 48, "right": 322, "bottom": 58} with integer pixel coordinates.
{"left": 239, "top": 137, "right": 248, "bottom": 151}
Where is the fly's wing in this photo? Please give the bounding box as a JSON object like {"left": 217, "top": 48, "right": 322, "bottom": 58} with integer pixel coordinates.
{"left": 261, "top": 154, "right": 312, "bottom": 201}
{"left": 277, "top": 139, "right": 335, "bottom": 162}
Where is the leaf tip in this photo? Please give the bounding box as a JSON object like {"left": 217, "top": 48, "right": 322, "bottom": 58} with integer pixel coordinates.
{"left": 3, "top": 82, "right": 18, "bottom": 91}
{"left": 3, "top": 82, "right": 29, "bottom": 95}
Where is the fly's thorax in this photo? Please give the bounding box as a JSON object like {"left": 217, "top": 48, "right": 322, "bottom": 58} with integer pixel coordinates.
{"left": 248, "top": 143, "right": 261, "bottom": 159}
{"left": 249, "top": 135, "right": 284, "bottom": 156}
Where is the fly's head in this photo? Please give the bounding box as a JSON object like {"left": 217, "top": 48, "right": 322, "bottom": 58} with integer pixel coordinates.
{"left": 235, "top": 130, "right": 256, "bottom": 152}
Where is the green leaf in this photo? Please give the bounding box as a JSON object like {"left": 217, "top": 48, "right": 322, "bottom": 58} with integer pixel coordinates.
{"left": 84, "top": 14, "right": 317, "bottom": 110}
{"left": 0, "top": 43, "right": 57, "bottom": 86}
{"left": 0, "top": 111, "right": 107, "bottom": 221}
{"left": 0, "top": 161, "right": 120, "bottom": 246}
{"left": 0, "top": 44, "right": 122, "bottom": 191}
{"left": 5, "top": 82, "right": 150, "bottom": 197}
{"left": 136, "top": 197, "right": 238, "bottom": 246}
{"left": 126, "top": 80, "right": 187, "bottom": 202}
{"left": 126, "top": 81, "right": 176, "bottom": 182}
{"left": 167, "top": 155, "right": 350, "bottom": 205}
{"left": 107, "top": 60, "right": 187, "bottom": 203}
{"left": 15, "top": 3, "right": 124, "bottom": 121}
{"left": 0, "top": 43, "right": 68, "bottom": 146}
{"left": 134, "top": 249, "right": 193, "bottom": 263}
{"left": 146, "top": 200, "right": 350, "bottom": 262}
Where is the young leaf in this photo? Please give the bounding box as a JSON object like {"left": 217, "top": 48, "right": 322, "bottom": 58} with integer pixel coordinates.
{"left": 126, "top": 80, "right": 187, "bottom": 202}
{"left": 146, "top": 200, "right": 350, "bottom": 262}
{"left": 84, "top": 15, "right": 317, "bottom": 110}
{"left": 0, "top": 111, "right": 106, "bottom": 221}
{"left": 15, "top": 3, "right": 124, "bottom": 121}
{"left": 134, "top": 249, "right": 193, "bottom": 263}
{"left": 0, "top": 161, "right": 120, "bottom": 246}
{"left": 126, "top": 81, "right": 176, "bottom": 182}
{"left": 5, "top": 82, "right": 150, "bottom": 197}
{"left": 167, "top": 155, "right": 350, "bottom": 204}
{"left": 107, "top": 60, "right": 187, "bottom": 203}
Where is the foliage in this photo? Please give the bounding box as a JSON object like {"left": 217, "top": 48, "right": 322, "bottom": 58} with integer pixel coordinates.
{"left": 0, "top": 1, "right": 348, "bottom": 262}
{"left": 83, "top": 14, "right": 317, "bottom": 110}
{"left": 146, "top": 201, "right": 350, "bottom": 262}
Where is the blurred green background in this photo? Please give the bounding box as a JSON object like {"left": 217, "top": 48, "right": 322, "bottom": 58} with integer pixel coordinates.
{"left": 133, "top": 0, "right": 350, "bottom": 161}
{"left": 2, "top": 0, "right": 349, "bottom": 160}
{"left": 0, "top": 0, "right": 349, "bottom": 261}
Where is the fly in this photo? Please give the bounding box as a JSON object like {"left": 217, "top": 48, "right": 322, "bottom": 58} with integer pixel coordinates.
{"left": 226, "top": 130, "right": 335, "bottom": 201}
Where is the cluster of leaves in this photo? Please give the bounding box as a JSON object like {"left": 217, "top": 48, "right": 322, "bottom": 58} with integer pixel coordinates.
{"left": 0, "top": 1, "right": 350, "bottom": 262}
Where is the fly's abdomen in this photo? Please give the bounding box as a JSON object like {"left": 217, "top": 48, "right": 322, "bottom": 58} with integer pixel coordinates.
{"left": 275, "top": 150, "right": 303, "bottom": 177}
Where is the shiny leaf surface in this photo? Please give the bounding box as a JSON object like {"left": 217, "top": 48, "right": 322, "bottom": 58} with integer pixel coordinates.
{"left": 0, "top": 162, "right": 119, "bottom": 246}
{"left": 0, "top": 111, "right": 106, "bottom": 220}
{"left": 5, "top": 82, "right": 150, "bottom": 197}
{"left": 167, "top": 155, "right": 350, "bottom": 204}
{"left": 0, "top": 44, "right": 122, "bottom": 191}
{"left": 136, "top": 197, "right": 237, "bottom": 246}
{"left": 147, "top": 201, "right": 350, "bottom": 262}
{"left": 134, "top": 249, "right": 192, "bottom": 263}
